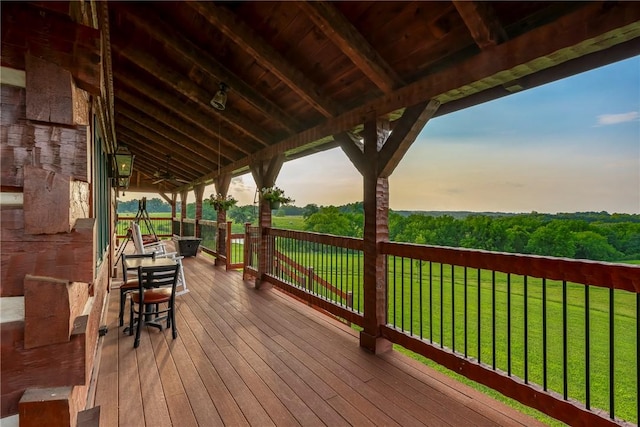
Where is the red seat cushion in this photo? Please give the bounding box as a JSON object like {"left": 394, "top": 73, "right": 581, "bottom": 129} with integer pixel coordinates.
{"left": 131, "top": 288, "right": 171, "bottom": 304}
{"left": 120, "top": 280, "right": 139, "bottom": 291}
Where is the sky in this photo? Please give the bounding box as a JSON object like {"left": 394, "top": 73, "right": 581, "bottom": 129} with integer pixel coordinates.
{"left": 129, "top": 55, "right": 640, "bottom": 214}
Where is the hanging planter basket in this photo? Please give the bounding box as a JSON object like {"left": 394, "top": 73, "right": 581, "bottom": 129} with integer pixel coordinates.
{"left": 260, "top": 186, "right": 294, "bottom": 211}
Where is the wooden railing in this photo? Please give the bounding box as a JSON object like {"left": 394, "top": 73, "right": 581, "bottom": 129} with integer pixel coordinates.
{"left": 253, "top": 228, "right": 365, "bottom": 326}
{"left": 252, "top": 228, "right": 639, "bottom": 426}
{"left": 115, "top": 215, "right": 173, "bottom": 243}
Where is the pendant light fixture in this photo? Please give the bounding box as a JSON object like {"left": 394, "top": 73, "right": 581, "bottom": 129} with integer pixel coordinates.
{"left": 210, "top": 82, "right": 230, "bottom": 110}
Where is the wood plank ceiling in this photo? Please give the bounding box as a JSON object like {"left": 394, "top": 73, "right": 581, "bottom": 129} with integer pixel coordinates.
{"left": 3, "top": 2, "right": 640, "bottom": 194}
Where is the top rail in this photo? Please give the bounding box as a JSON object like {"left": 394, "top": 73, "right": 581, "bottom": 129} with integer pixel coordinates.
{"left": 381, "top": 242, "right": 640, "bottom": 293}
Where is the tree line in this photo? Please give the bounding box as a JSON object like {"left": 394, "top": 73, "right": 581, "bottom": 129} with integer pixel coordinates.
{"left": 302, "top": 203, "right": 640, "bottom": 262}
{"left": 119, "top": 199, "right": 639, "bottom": 261}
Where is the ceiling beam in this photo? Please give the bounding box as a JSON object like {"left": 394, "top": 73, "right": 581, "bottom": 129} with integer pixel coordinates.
{"left": 113, "top": 71, "right": 256, "bottom": 156}
{"left": 117, "top": 128, "right": 202, "bottom": 181}
{"left": 210, "top": 1, "right": 640, "bottom": 180}
{"left": 297, "top": 0, "right": 403, "bottom": 94}
{"left": 116, "top": 114, "right": 219, "bottom": 173}
{"left": 186, "top": 0, "right": 339, "bottom": 118}
{"left": 111, "top": 2, "right": 302, "bottom": 134}
{"left": 112, "top": 41, "right": 272, "bottom": 148}
{"left": 452, "top": 1, "right": 507, "bottom": 49}
{"left": 114, "top": 89, "right": 242, "bottom": 163}
{"left": 117, "top": 104, "right": 231, "bottom": 166}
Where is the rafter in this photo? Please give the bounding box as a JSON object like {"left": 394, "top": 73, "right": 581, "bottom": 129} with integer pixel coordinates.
{"left": 116, "top": 114, "right": 220, "bottom": 173}
{"left": 297, "top": 0, "right": 403, "bottom": 94}
{"left": 113, "top": 71, "right": 257, "bottom": 156}
{"left": 114, "top": 90, "right": 243, "bottom": 162}
{"left": 452, "top": 1, "right": 507, "bottom": 49}
{"left": 117, "top": 128, "right": 203, "bottom": 180}
{"left": 186, "top": 0, "right": 339, "bottom": 118}
{"left": 211, "top": 0, "right": 640, "bottom": 180}
{"left": 117, "top": 104, "right": 232, "bottom": 166}
{"left": 111, "top": 2, "right": 301, "bottom": 134}
{"left": 112, "top": 41, "right": 271, "bottom": 148}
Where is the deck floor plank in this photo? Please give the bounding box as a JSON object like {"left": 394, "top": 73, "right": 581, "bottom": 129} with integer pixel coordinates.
{"left": 94, "top": 252, "right": 546, "bottom": 427}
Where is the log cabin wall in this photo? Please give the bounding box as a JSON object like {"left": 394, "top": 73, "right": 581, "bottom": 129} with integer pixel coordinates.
{"left": 0, "top": 33, "right": 109, "bottom": 426}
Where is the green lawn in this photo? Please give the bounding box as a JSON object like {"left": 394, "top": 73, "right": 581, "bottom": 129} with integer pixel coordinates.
{"left": 386, "top": 259, "right": 638, "bottom": 424}
{"left": 275, "top": 250, "right": 639, "bottom": 425}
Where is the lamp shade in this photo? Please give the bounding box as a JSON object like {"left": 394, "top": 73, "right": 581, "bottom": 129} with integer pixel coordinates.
{"left": 114, "top": 146, "right": 134, "bottom": 178}
{"left": 210, "top": 82, "right": 229, "bottom": 110}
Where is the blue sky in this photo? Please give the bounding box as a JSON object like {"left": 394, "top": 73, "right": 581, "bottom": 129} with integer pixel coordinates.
{"left": 136, "top": 56, "right": 640, "bottom": 214}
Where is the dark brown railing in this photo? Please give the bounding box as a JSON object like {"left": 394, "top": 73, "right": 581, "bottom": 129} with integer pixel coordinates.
{"left": 115, "top": 215, "right": 173, "bottom": 243}
{"left": 198, "top": 219, "right": 218, "bottom": 255}
{"left": 258, "top": 228, "right": 365, "bottom": 326}
{"left": 252, "top": 228, "right": 639, "bottom": 426}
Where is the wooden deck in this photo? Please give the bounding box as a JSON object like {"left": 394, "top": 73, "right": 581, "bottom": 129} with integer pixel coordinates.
{"left": 93, "top": 252, "right": 545, "bottom": 427}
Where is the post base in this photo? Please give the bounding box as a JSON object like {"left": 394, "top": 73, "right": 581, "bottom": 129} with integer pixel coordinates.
{"left": 359, "top": 331, "right": 392, "bottom": 354}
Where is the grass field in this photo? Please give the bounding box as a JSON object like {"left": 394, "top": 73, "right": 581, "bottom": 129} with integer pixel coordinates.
{"left": 124, "top": 213, "right": 638, "bottom": 423}
{"left": 386, "top": 259, "right": 638, "bottom": 425}
{"left": 275, "top": 249, "right": 639, "bottom": 425}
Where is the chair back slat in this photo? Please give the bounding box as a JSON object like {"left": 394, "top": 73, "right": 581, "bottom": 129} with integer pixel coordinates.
{"left": 137, "top": 264, "right": 179, "bottom": 291}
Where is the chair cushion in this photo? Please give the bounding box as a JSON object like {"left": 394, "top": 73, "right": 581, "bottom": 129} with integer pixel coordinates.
{"left": 120, "top": 280, "right": 139, "bottom": 291}
{"left": 131, "top": 288, "right": 172, "bottom": 304}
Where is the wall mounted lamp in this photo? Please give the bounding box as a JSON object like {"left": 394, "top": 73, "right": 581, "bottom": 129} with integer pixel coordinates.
{"left": 114, "top": 145, "right": 135, "bottom": 179}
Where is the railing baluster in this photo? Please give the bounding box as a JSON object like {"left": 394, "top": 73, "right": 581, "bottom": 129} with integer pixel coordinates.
{"left": 420, "top": 260, "right": 423, "bottom": 340}
{"left": 543, "top": 278, "right": 548, "bottom": 391}
{"left": 585, "top": 284, "right": 590, "bottom": 409}
{"left": 478, "top": 268, "right": 481, "bottom": 365}
{"left": 464, "top": 267, "right": 468, "bottom": 358}
{"left": 451, "top": 265, "right": 455, "bottom": 352}
{"left": 562, "top": 280, "right": 567, "bottom": 399}
{"left": 440, "top": 263, "right": 444, "bottom": 348}
{"left": 610, "top": 287, "right": 615, "bottom": 419}
{"left": 524, "top": 275, "right": 528, "bottom": 384}
{"left": 401, "top": 256, "right": 404, "bottom": 330}
{"left": 393, "top": 255, "right": 397, "bottom": 328}
{"left": 430, "top": 262, "right": 433, "bottom": 344}
{"left": 508, "top": 273, "right": 511, "bottom": 377}
{"left": 492, "top": 270, "right": 496, "bottom": 370}
{"left": 410, "top": 258, "right": 414, "bottom": 336}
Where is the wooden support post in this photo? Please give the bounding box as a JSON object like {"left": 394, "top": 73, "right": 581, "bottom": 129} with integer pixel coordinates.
{"left": 250, "top": 155, "right": 284, "bottom": 289}
{"left": 214, "top": 175, "right": 231, "bottom": 266}
{"left": 338, "top": 101, "right": 439, "bottom": 354}
{"left": 194, "top": 183, "right": 205, "bottom": 238}
{"left": 179, "top": 190, "right": 188, "bottom": 236}
{"left": 225, "top": 221, "right": 233, "bottom": 270}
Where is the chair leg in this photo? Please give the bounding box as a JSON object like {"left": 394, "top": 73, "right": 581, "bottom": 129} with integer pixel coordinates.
{"left": 170, "top": 304, "right": 177, "bottom": 339}
{"left": 128, "top": 302, "right": 134, "bottom": 336}
{"left": 134, "top": 303, "right": 143, "bottom": 348}
{"left": 119, "top": 290, "right": 126, "bottom": 327}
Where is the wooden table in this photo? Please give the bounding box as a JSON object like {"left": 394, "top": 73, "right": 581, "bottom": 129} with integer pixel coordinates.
{"left": 123, "top": 257, "right": 176, "bottom": 282}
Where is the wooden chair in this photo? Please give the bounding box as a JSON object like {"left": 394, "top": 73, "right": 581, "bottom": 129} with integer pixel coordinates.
{"left": 131, "top": 222, "right": 175, "bottom": 257}
{"left": 129, "top": 263, "right": 180, "bottom": 348}
{"left": 118, "top": 252, "right": 155, "bottom": 327}
{"left": 131, "top": 221, "right": 188, "bottom": 294}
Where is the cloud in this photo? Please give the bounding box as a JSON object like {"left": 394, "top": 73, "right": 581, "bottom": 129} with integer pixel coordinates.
{"left": 596, "top": 111, "right": 639, "bottom": 126}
